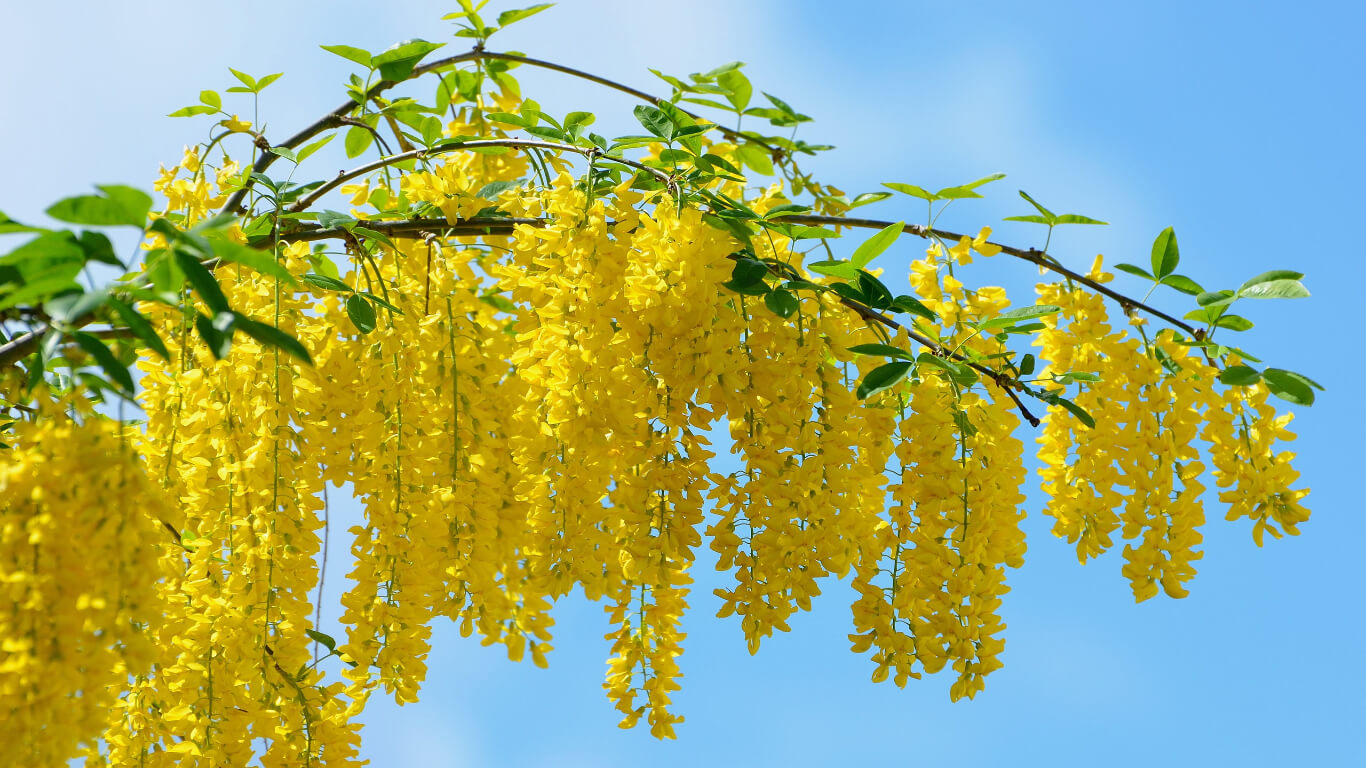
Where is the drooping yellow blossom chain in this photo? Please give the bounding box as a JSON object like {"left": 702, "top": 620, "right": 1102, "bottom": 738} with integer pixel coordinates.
{"left": 0, "top": 78, "right": 1315, "bottom": 767}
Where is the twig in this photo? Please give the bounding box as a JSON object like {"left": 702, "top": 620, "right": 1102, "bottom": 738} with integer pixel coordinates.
{"left": 288, "top": 138, "right": 674, "bottom": 212}
{"left": 220, "top": 48, "right": 779, "bottom": 215}
{"left": 781, "top": 214, "right": 1198, "bottom": 335}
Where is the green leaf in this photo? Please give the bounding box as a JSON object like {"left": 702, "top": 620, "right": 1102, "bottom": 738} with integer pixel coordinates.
{"left": 295, "top": 134, "right": 336, "bottom": 164}
{"left": 302, "top": 273, "right": 354, "bottom": 293}
{"left": 1017, "top": 353, "right": 1036, "bottom": 376}
{"left": 1054, "top": 397, "right": 1096, "bottom": 428}
{"left": 717, "top": 68, "right": 752, "bottom": 111}
{"left": 848, "top": 343, "right": 913, "bottom": 360}
{"left": 848, "top": 192, "right": 891, "bottom": 209}
{"left": 497, "top": 3, "right": 554, "bottom": 26}
{"left": 1054, "top": 214, "right": 1108, "bottom": 225}
{"left": 207, "top": 234, "right": 295, "bottom": 284}
{"left": 256, "top": 73, "right": 283, "bottom": 91}
{"left": 344, "top": 125, "right": 374, "bottom": 158}
{"left": 74, "top": 332, "right": 135, "bottom": 396}
{"left": 477, "top": 180, "right": 523, "bottom": 199}
{"left": 321, "top": 44, "right": 373, "bottom": 68}
{"left": 199, "top": 90, "right": 221, "bottom": 109}
{"left": 346, "top": 293, "right": 377, "bottom": 334}
{"left": 168, "top": 104, "right": 217, "bottom": 118}
{"left": 764, "top": 289, "right": 799, "bottom": 318}
{"left": 735, "top": 143, "right": 773, "bottom": 176}
{"left": 891, "top": 295, "right": 936, "bottom": 322}
{"left": 232, "top": 312, "right": 313, "bottom": 365}
{"left": 44, "top": 289, "right": 107, "bottom": 326}
{"left": 1113, "top": 263, "right": 1155, "bottom": 280}
{"left": 195, "top": 312, "right": 233, "bottom": 359}
{"left": 856, "top": 361, "right": 913, "bottom": 399}
{"left": 1002, "top": 215, "right": 1050, "bottom": 225}
{"left": 1150, "top": 226, "right": 1179, "bottom": 279}
{"left": 360, "top": 292, "right": 403, "bottom": 315}
{"left": 1239, "top": 270, "right": 1304, "bottom": 293}
{"left": 850, "top": 221, "right": 904, "bottom": 270}
{"left": 934, "top": 185, "right": 983, "bottom": 200}
{"left": 961, "top": 172, "right": 1006, "bottom": 190}
{"left": 107, "top": 297, "right": 170, "bottom": 361}
{"left": 316, "top": 210, "right": 357, "bottom": 230}
{"left": 1263, "top": 368, "right": 1315, "bottom": 405}
{"left": 1161, "top": 274, "right": 1204, "bottom": 295}
{"left": 305, "top": 629, "right": 338, "bottom": 652}
{"left": 0, "top": 210, "right": 46, "bottom": 234}
{"left": 975, "top": 304, "right": 1061, "bottom": 330}
{"left": 228, "top": 67, "right": 257, "bottom": 89}
{"left": 1018, "top": 190, "right": 1056, "bottom": 219}
{"left": 373, "top": 39, "right": 446, "bottom": 81}
{"left": 633, "top": 105, "right": 675, "bottom": 141}
{"left": 1196, "top": 289, "right": 1236, "bottom": 308}
{"left": 1214, "top": 314, "right": 1254, "bottom": 332}
{"left": 883, "top": 182, "right": 935, "bottom": 201}
{"left": 46, "top": 185, "right": 152, "bottom": 228}
{"left": 917, "top": 352, "right": 978, "bottom": 387}
{"left": 174, "top": 251, "right": 230, "bottom": 315}
{"left": 268, "top": 146, "right": 298, "bottom": 163}
{"left": 78, "top": 231, "right": 122, "bottom": 267}
{"left": 1218, "top": 365, "right": 1262, "bottom": 386}
{"left": 806, "top": 260, "right": 859, "bottom": 280}
{"left": 1238, "top": 279, "right": 1310, "bottom": 299}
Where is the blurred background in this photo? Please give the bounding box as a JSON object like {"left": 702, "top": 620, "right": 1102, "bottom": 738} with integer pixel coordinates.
{"left": 3, "top": 1, "right": 1362, "bottom": 765}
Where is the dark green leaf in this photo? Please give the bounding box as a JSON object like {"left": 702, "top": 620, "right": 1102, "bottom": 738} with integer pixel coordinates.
{"left": 74, "top": 333, "right": 135, "bottom": 395}
{"left": 174, "top": 251, "right": 230, "bottom": 314}
{"left": 317, "top": 210, "right": 357, "bottom": 230}
{"left": 1218, "top": 365, "right": 1262, "bottom": 386}
{"left": 1018, "top": 353, "right": 1036, "bottom": 376}
{"left": 78, "top": 231, "right": 122, "bottom": 267}
{"left": 764, "top": 288, "right": 799, "bottom": 318}
{"left": 107, "top": 297, "right": 170, "bottom": 361}
{"left": 195, "top": 312, "right": 232, "bottom": 359}
{"left": 856, "top": 361, "right": 913, "bottom": 399}
{"left": 975, "top": 304, "right": 1062, "bottom": 331}
{"left": 1161, "top": 274, "right": 1203, "bottom": 295}
{"left": 302, "top": 273, "right": 353, "bottom": 293}
{"left": 917, "top": 353, "right": 978, "bottom": 387}
{"left": 373, "top": 39, "right": 445, "bottom": 81}
{"left": 1263, "top": 368, "right": 1315, "bottom": 405}
{"left": 346, "top": 293, "right": 376, "bottom": 334}
{"left": 1054, "top": 396, "right": 1096, "bottom": 428}
{"left": 848, "top": 343, "right": 913, "bottom": 360}
{"left": 633, "top": 105, "right": 675, "bottom": 141}
{"left": 891, "top": 295, "right": 936, "bottom": 322}
{"left": 305, "top": 628, "right": 338, "bottom": 652}
{"left": 1113, "top": 262, "right": 1155, "bottom": 280}
{"left": 232, "top": 312, "right": 313, "bottom": 365}
{"left": 477, "top": 180, "right": 523, "bottom": 199}
{"left": 1214, "top": 314, "right": 1253, "bottom": 332}
{"left": 208, "top": 234, "right": 295, "bottom": 283}
{"left": 1150, "top": 226, "right": 1179, "bottom": 279}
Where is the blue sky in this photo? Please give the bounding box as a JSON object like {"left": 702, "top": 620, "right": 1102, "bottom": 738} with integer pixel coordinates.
{"left": 3, "top": 1, "right": 1363, "bottom": 765}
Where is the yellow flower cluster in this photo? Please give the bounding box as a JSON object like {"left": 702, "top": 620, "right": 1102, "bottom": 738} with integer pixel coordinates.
{"left": 0, "top": 394, "right": 170, "bottom": 767}
{"left": 0, "top": 94, "right": 1314, "bottom": 764}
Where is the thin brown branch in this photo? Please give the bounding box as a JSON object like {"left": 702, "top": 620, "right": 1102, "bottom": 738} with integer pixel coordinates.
{"left": 220, "top": 48, "right": 778, "bottom": 216}
{"left": 781, "top": 214, "right": 1198, "bottom": 335}
{"left": 288, "top": 138, "right": 674, "bottom": 212}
